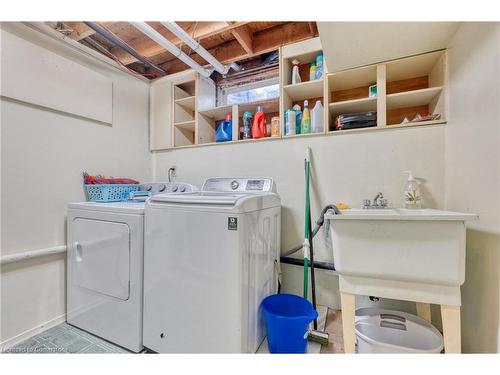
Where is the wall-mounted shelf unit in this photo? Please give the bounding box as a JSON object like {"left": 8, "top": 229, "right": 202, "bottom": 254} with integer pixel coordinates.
{"left": 149, "top": 39, "right": 446, "bottom": 151}
{"left": 327, "top": 49, "right": 447, "bottom": 133}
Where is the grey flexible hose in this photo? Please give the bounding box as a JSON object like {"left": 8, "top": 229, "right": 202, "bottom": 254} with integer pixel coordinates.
{"left": 281, "top": 205, "right": 340, "bottom": 257}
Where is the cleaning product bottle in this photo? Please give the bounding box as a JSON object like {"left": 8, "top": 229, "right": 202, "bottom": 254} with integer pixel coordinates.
{"left": 315, "top": 52, "right": 324, "bottom": 80}
{"left": 301, "top": 100, "right": 311, "bottom": 134}
{"left": 271, "top": 116, "right": 280, "bottom": 137}
{"left": 293, "top": 104, "right": 302, "bottom": 135}
{"left": 285, "top": 109, "right": 296, "bottom": 136}
{"left": 403, "top": 170, "right": 422, "bottom": 208}
{"left": 311, "top": 100, "right": 324, "bottom": 133}
{"left": 215, "top": 114, "right": 232, "bottom": 142}
{"left": 252, "top": 105, "right": 267, "bottom": 139}
{"left": 291, "top": 59, "right": 301, "bottom": 85}
{"left": 309, "top": 61, "right": 317, "bottom": 81}
{"left": 242, "top": 111, "right": 253, "bottom": 139}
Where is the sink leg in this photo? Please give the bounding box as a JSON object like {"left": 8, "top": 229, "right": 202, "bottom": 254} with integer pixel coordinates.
{"left": 340, "top": 292, "right": 356, "bottom": 354}
{"left": 441, "top": 304, "right": 461, "bottom": 353}
{"left": 416, "top": 302, "right": 432, "bottom": 323}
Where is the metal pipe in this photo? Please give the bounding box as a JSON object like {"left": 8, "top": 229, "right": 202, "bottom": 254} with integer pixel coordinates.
{"left": 84, "top": 22, "right": 166, "bottom": 76}
{"left": 280, "top": 256, "right": 336, "bottom": 271}
{"left": 160, "top": 22, "right": 241, "bottom": 75}
{"left": 1, "top": 245, "right": 67, "bottom": 265}
{"left": 131, "top": 22, "right": 213, "bottom": 78}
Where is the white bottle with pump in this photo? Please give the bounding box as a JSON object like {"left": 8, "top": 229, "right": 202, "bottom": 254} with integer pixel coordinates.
{"left": 403, "top": 171, "right": 422, "bottom": 208}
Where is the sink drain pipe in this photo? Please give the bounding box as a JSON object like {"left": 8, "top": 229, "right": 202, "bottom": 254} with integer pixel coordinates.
{"left": 280, "top": 256, "right": 335, "bottom": 271}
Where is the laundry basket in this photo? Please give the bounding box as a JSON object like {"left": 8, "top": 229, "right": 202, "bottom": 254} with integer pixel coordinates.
{"left": 85, "top": 184, "right": 139, "bottom": 202}
{"left": 261, "top": 294, "right": 318, "bottom": 354}
{"left": 355, "top": 308, "right": 444, "bottom": 353}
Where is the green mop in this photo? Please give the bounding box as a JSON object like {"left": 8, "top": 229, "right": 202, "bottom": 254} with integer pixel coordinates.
{"left": 303, "top": 147, "right": 330, "bottom": 346}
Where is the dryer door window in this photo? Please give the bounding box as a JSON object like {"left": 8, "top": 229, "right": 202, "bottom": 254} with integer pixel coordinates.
{"left": 71, "top": 218, "right": 130, "bottom": 300}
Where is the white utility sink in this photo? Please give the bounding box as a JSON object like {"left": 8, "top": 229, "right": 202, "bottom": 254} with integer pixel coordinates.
{"left": 325, "top": 209, "right": 478, "bottom": 288}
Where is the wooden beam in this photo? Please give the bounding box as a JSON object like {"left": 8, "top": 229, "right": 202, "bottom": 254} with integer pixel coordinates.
{"left": 62, "top": 22, "right": 96, "bottom": 41}
{"left": 308, "top": 22, "right": 318, "bottom": 37}
{"left": 113, "top": 21, "right": 251, "bottom": 65}
{"left": 230, "top": 25, "right": 254, "bottom": 55}
{"left": 159, "top": 22, "right": 314, "bottom": 75}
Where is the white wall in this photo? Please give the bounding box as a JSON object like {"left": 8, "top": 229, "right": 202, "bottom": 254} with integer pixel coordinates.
{"left": 153, "top": 126, "right": 446, "bottom": 308}
{"left": 0, "top": 24, "right": 152, "bottom": 344}
{"left": 445, "top": 22, "right": 500, "bottom": 353}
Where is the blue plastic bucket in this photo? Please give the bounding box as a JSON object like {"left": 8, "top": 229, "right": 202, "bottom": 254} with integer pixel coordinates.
{"left": 261, "top": 294, "right": 318, "bottom": 353}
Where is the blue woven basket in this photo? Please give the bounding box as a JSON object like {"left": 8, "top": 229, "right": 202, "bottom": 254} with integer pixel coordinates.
{"left": 85, "top": 184, "right": 139, "bottom": 202}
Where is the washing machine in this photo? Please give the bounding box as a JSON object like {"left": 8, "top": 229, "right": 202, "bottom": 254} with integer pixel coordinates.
{"left": 143, "top": 177, "right": 281, "bottom": 353}
{"left": 66, "top": 182, "right": 196, "bottom": 352}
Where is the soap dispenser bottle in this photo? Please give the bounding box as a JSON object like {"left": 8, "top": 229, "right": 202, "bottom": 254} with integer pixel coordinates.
{"left": 403, "top": 171, "right": 422, "bottom": 208}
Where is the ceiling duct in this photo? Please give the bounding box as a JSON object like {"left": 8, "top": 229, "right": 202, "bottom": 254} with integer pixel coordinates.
{"left": 131, "top": 22, "right": 214, "bottom": 78}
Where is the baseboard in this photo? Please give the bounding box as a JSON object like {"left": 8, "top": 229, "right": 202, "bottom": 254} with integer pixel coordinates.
{"left": 1, "top": 313, "right": 66, "bottom": 351}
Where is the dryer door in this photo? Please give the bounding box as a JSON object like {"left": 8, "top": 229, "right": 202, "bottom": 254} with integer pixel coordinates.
{"left": 71, "top": 218, "right": 130, "bottom": 300}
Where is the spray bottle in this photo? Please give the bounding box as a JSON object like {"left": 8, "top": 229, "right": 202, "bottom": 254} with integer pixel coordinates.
{"left": 403, "top": 171, "right": 422, "bottom": 208}
{"left": 291, "top": 59, "right": 301, "bottom": 85}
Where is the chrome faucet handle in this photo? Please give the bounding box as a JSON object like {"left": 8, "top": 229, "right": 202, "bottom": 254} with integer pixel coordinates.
{"left": 380, "top": 198, "right": 388, "bottom": 208}
{"left": 363, "top": 199, "right": 371, "bottom": 209}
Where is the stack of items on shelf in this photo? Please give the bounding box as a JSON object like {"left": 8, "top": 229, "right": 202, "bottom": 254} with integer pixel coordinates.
{"left": 284, "top": 100, "right": 324, "bottom": 136}
{"left": 215, "top": 106, "right": 280, "bottom": 142}
{"left": 334, "top": 111, "right": 377, "bottom": 131}
{"left": 401, "top": 113, "right": 441, "bottom": 125}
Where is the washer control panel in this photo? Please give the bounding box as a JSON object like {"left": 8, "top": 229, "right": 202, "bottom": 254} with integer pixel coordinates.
{"left": 139, "top": 182, "right": 197, "bottom": 195}
{"left": 202, "top": 178, "right": 275, "bottom": 193}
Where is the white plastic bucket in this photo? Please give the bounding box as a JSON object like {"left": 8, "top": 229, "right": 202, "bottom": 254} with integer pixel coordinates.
{"left": 355, "top": 308, "right": 443, "bottom": 353}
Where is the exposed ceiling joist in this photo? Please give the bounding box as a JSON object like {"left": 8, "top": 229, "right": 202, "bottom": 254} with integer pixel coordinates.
{"left": 160, "top": 21, "right": 315, "bottom": 75}
{"left": 51, "top": 21, "right": 318, "bottom": 79}
{"left": 63, "top": 21, "right": 96, "bottom": 40}
{"left": 230, "top": 24, "right": 254, "bottom": 54}
{"left": 112, "top": 21, "right": 252, "bottom": 65}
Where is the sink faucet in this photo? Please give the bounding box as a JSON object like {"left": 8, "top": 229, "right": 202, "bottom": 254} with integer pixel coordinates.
{"left": 363, "top": 193, "right": 388, "bottom": 209}
{"left": 373, "top": 192, "right": 384, "bottom": 207}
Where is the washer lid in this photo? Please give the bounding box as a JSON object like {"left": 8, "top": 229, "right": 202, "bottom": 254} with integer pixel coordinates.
{"left": 150, "top": 192, "right": 246, "bottom": 205}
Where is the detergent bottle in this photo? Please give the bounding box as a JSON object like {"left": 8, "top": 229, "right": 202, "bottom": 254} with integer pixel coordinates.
{"left": 311, "top": 100, "right": 324, "bottom": 133}
{"left": 309, "top": 61, "right": 317, "bottom": 81}
{"left": 242, "top": 111, "right": 253, "bottom": 139}
{"left": 215, "top": 114, "right": 232, "bottom": 142}
{"left": 291, "top": 59, "right": 301, "bottom": 85}
{"left": 285, "top": 109, "right": 296, "bottom": 136}
{"left": 301, "top": 100, "right": 311, "bottom": 134}
{"left": 252, "top": 106, "right": 267, "bottom": 139}
{"left": 293, "top": 104, "right": 302, "bottom": 135}
{"left": 315, "top": 52, "right": 324, "bottom": 80}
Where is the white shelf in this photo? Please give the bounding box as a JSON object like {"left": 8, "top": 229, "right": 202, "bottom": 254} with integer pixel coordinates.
{"left": 174, "top": 96, "right": 196, "bottom": 111}
{"left": 199, "top": 105, "right": 233, "bottom": 120}
{"left": 386, "top": 50, "right": 446, "bottom": 82}
{"left": 283, "top": 79, "right": 324, "bottom": 101}
{"left": 237, "top": 98, "right": 279, "bottom": 115}
{"left": 329, "top": 96, "right": 377, "bottom": 115}
{"left": 386, "top": 86, "right": 443, "bottom": 109}
{"left": 328, "top": 65, "right": 377, "bottom": 91}
{"left": 173, "top": 120, "right": 195, "bottom": 131}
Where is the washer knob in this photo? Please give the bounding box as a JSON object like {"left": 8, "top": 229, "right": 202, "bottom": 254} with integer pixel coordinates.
{"left": 172, "top": 185, "right": 178, "bottom": 192}
{"left": 179, "top": 186, "right": 186, "bottom": 192}
{"left": 230, "top": 180, "right": 239, "bottom": 190}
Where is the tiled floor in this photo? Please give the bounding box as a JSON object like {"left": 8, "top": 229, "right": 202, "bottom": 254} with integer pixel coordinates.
{"left": 4, "top": 323, "right": 131, "bottom": 354}
{"left": 4, "top": 309, "right": 344, "bottom": 354}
